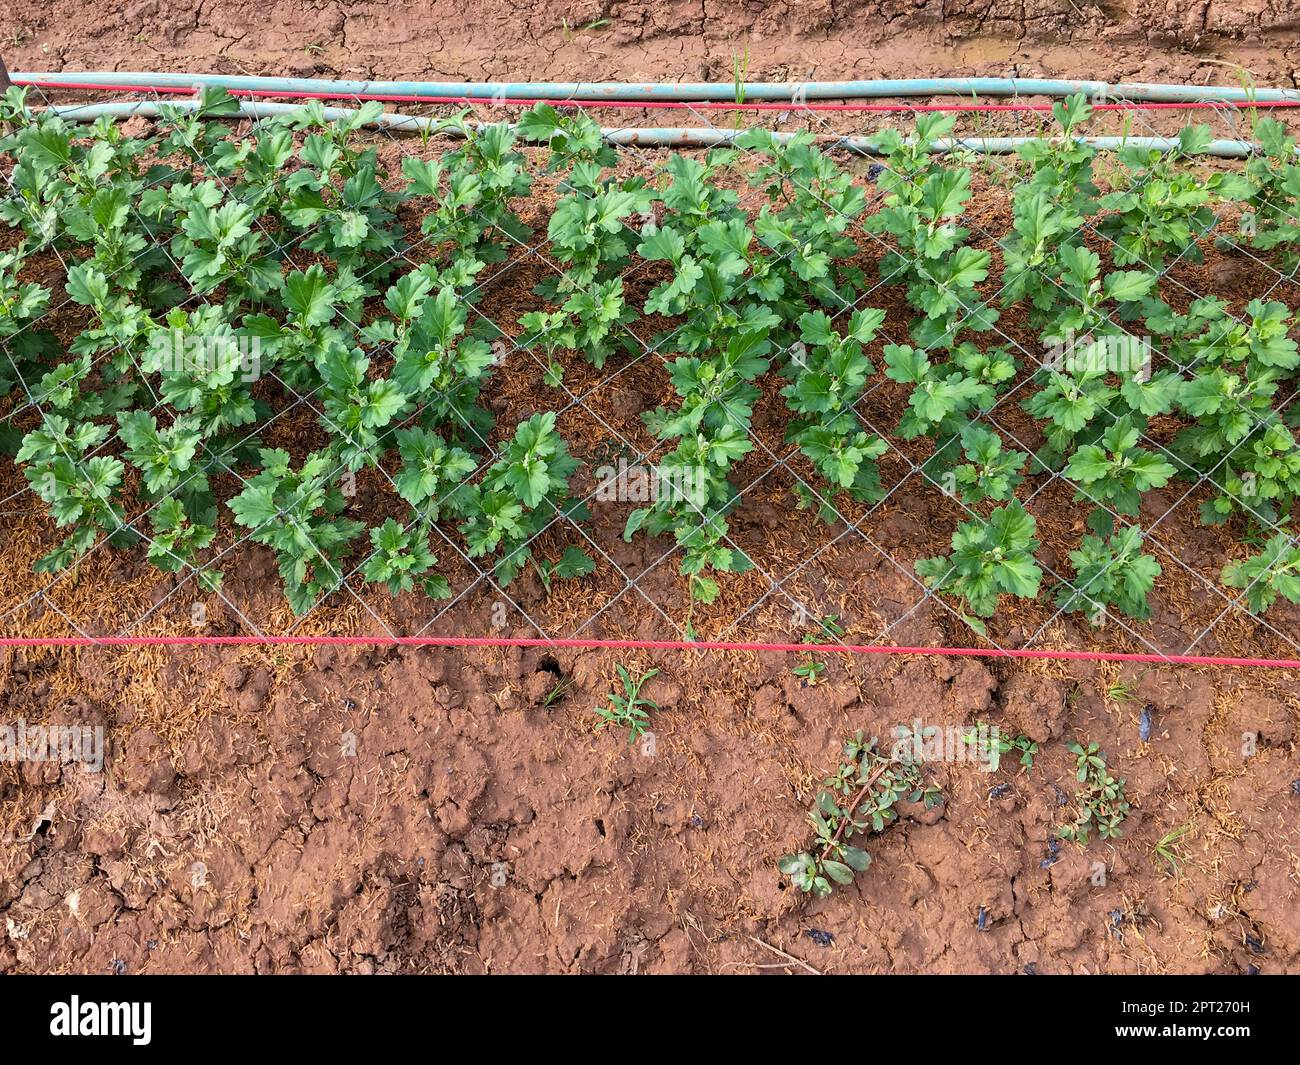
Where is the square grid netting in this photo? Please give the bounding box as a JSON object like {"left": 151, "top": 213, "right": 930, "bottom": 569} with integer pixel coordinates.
{"left": 1, "top": 82, "right": 1299, "bottom": 662}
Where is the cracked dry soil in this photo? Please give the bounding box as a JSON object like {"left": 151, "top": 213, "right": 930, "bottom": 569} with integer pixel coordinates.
{"left": 2, "top": 1, "right": 1300, "bottom": 974}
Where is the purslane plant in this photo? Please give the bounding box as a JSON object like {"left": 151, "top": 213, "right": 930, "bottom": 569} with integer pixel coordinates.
{"left": 780, "top": 731, "right": 940, "bottom": 899}
{"left": 1058, "top": 741, "right": 1130, "bottom": 844}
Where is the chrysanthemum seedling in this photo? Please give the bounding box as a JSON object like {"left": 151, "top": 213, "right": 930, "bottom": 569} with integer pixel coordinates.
{"left": 592, "top": 665, "right": 661, "bottom": 743}
{"left": 1055, "top": 522, "right": 1162, "bottom": 623}
{"left": 915, "top": 501, "right": 1043, "bottom": 625}
{"left": 1098, "top": 125, "right": 1252, "bottom": 270}
{"left": 1222, "top": 534, "right": 1300, "bottom": 614}
{"left": 779, "top": 731, "right": 941, "bottom": 899}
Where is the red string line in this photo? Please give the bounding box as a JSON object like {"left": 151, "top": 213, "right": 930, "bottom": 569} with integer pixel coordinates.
{"left": 0, "top": 635, "right": 1297, "bottom": 668}
{"left": 17, "top": 80, "right": 1300, "bottom": 113}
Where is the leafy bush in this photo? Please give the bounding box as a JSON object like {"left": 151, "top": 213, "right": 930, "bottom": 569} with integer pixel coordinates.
{"left": 1055, "top": 522, "right": 1161, "bottom": 622}
{"left": 2, "top": 96, "right": 1298, "bottom": 629}
{"left": 915, "top": 502, "right": 1043, "bottom": 623}
{"left": 1223, "top": 535, "right": 1300, "bottom": 614}
{"left": 228, "top": 449, "right": 364, "bottom": 615}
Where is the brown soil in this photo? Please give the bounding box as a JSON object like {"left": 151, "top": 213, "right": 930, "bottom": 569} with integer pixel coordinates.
{"left": 3, "top": 4, "right": 1300, "bottom": 975}
{"left": 8, "top": 1, "right": 1300, "bottom": 89}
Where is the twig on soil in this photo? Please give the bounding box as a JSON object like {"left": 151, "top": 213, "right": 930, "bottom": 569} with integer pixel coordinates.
{"left": 746, "top": 935, "right": 822, "bottom": 975}
{"left": 820, "top": 760, "right": 892, "bottom": 859}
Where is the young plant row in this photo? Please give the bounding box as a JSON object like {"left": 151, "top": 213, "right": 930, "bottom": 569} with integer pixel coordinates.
{"left": 1, "top": 89, "right": 1298, "bottom": 625}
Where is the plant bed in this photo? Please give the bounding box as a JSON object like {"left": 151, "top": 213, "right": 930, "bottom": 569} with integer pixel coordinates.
{"left": 1, "top": 91, "right": 1298, "bottom": 665}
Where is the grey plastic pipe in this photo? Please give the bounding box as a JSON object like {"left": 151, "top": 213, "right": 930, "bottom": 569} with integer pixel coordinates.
{"left": 32, "top": 100, "right": 1264, "bottom": 157}
{"left": 15, "top": 70, "right": 1300, "bottom": 104}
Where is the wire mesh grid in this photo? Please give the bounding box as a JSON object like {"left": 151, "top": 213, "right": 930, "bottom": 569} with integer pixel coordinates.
{"left": 1, "top": 83, "right": 1299, "bottom": 665}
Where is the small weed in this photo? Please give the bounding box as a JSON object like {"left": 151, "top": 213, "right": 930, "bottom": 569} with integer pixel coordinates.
{"left": 1106, "top": 679, "right": 1139, "bottom": 703}
{"left": 543, "top": 678, "right": 572, "bottom": 707}
{"left": 792, "top": 657, "right": 827, "bottom": 685}
{"left": 793, "top": 615, "right": 844, "bottom": 686}
{"left": 779, "top": 730, "right": 941, "bottom": 898}
{"left": 732, "top": 49, "right": 750, "bottom": 106}
{"left": 1003, "top": 733, "right": 1039, "bottom": 772}
{"left": 534, "top": 545, "right": 596, "bottom": 594}
{"left": 592, "top": 664, "right": 660, "bottom": 743}
{"left": 1154, "top": 821, "right": 1193, "bottom": 875}
{"left": 561, "top": 18, "right": 610, "bottom": 41}
{"left": 807, "top": 614, "right": 846, "bottom": 641}
{"left": 1105, "top": 668, "right": 1151, "bottom": 705}
{"left": 965, "top": 723, "right": 1038, "bottom": 773}
{"left": 1058, "top": 741, "right": 1130, "bottom": 844}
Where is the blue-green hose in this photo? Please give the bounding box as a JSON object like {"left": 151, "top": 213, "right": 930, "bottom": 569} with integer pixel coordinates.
{"left": 14, "top": 71, "right": 1300, "bottom": 104}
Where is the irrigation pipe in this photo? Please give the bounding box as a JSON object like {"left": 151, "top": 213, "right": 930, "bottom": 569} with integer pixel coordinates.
{"left": 32, "top": 100, "right": 1271, "bottom": 157}
{"left": 0, "top": 635, "right": 1297, "bottom": 669}
{"left": 15, "top": 71, "right": 1300, "bottom": 104}
{"left": 18, "top": 80, "right": 1300, "bottom": 113}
